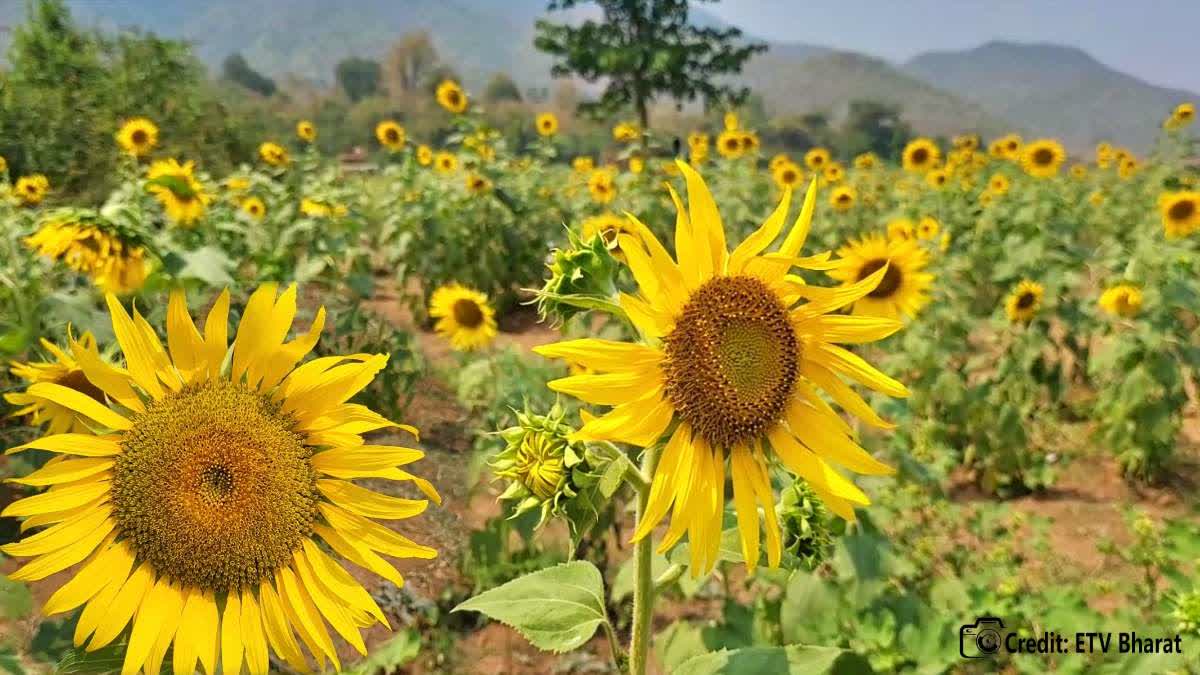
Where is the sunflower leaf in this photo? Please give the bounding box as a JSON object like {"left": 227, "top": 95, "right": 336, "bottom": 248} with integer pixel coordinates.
{"left": 451, "top": 560, "right": 609, "bottom": 653}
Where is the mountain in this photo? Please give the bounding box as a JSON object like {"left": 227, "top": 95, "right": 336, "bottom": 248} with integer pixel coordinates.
{"left": 904, "top": 41, "right": 1198, "bottom": 151}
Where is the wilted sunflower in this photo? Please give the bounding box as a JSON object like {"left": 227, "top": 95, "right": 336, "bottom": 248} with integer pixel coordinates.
{"left": 6, "top": 333, "right": 105, "bottom": 434}
{"left": 772, "top": 162, "right": 804, "bottom": 190}
{"left": 853, "top": 152, "right": 878, "bottom": 170}
{"left": 716, "top": 130, "right": 744, "bottom": 159}
{"left": 829, "top": 185, "right": 856, "bottom": 211}
{"left": 581, "top": 212, "right": 640, "bottom": 262}
{"left": 925, "top": 168, "right": 949, "bottom": 189}
{"left": 901, "top": 138, "right": 940, "bottom": 173}
{"left": 0, "top": 285, "right": 439, "bottom": 675}
{"left": 416, "top": 145, "right": 433, "bottom": 166}
{"left": 429, "top": 283, "right": 497, "bottom": 351}
{"left": 535, "top": 162, "right": 907, "bottom": 573}
{"left": 15, "top": 174, "right": 50, "bottom": 206}
{"left": 25, "top": 218, "right": 148, "bottom": 293}
{"left": 465, "top": 172, "right": 492, "bottom": 195}
{"left": 917, "top": 216, "right": 940, "bottom": 240}
{"left": 536, "top": 112, "right": 559, "bottom": 137}
{"left": 296, "top": 120, "right": 317, "bottom": 143}
{"left": 828, "top": 234, "right": 933, "bottom": 320}
{"left": 587, "top": 170, "right": 616, "bottom": 204}
{"left": 241, "top": 197, "right": 266, "bottom": 220}
{"left": 886, "top": 218, "right": 915, "bottom": 241}
{"left": 1099, "top": 284, "right": 1143, "bottom": 318}
{"left": 1020, "top": 139, "right": 1065, "bottom": 178}
{"left": 613, "top": 122, "right": 639, "bottom": 143}
{"left": 434, "top": 151, "right": 458, "bottom": 175}
{"left": 375, "top": 121, "right": 406, "bottom": 151}
{"left": 436, "top": 80, "right": 468, "bottom": 114}
{"left": 1159, "top": 191, "right": 1200, "bottom": 238}
{"left": 987, "top": 173, "right": 1011, "bottom": 195}
{"left": 1005, "top": 280, "right": 1044, "bottom": 323}
{"left": 115, "top": 118, "right": 159, "bottom": 158}
{"left": 804, "top": 147, "right": 830, "bottom": 170}
{"left": 146, "top": 159, "right": 211, "bottom": 226}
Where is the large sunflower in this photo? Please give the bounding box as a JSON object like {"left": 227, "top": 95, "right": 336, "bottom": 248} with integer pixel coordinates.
{"left": 716, "top": 130, "right": 744, "bottom": 159}
{"left": 6, "top": 333, "right": 105, "bottom": 434}
{"left": 534, "top": 162, "right": 907, "bottom": 573}
{"left": 435, "top": 80, "right": 468, "bottom": 114}
{"left": 146, "top": 159, "right": 211, "bottom": 226}
{"left": 1020, "top": 139, "right": 1065, "bottom": 178}
{"left": 1005, "top": 280, "right": 1044, "bottom": 323}
{"left": 116, "top": 118, "right": 159, "bottom": 158}
{"left": 429, "top": 284, "right": 498, "bottom": 352}
{"left": 827, "top": 234, "right": 933, "bottom": 320}
{"left": 1099, "top": 284, "right": 1143, "bottom": 318}
{"left": 1159, "top": 191, "right": 1200, "bottom": 238}
{"left": 772, "top": 162, "right": 804, "bottom": 191}
{"left": 901, "top": 138, "right": 940, "bottom": 173}
{"left": 25, "top": 218, "right": 148, "bottom": 293}
{"left": 0, "top": 285, "right": 438, "bottom": 675}
{"left": 375, "top": 121, "right": 406, "bottom": 151}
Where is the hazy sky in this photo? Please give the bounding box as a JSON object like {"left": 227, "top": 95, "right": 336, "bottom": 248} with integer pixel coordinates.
{"left": 703, "top": 0, "right": 1199, "bottom": 94}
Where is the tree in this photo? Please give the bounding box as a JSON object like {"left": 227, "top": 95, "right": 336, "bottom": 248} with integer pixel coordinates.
{"left": 484, "top": 72, "right": 523, "bottom": 103}
{"left": 335, "top": 57, "right": 382, "bottom": 103}
{"left": 838, "top": 100, "right": 913, "bottom": 159}
{"left": 383, "top": 32, "right": 439, "bottom": 96}
{"left": 222, "top": 52, "right": 277, "bottom": 97}
{"left": 534, "top": 0, "right": 766, "bottom": 133}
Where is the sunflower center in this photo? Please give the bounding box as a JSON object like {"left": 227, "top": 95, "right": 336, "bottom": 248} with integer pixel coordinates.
{"left": 1032, "top": 148, "right": 1054, "bottom": 166}
{"left": 1168, "top": 199, "right": 1195, "bottom": 221}
{"left": 782, "top": 169, "right": 796, "bottom": 183}
{"left": 385, "top": 129, "right": 400, "bottom": 143}
{"left": 452, "top": 298, "right": 485, "bottom": 329}
{"left": 857, "top": 259, "right": 903, "bottom": 299}
{"left": 131, "top": 129, "right": 149, "bottom": 145}
{"left": 911, "top": 148, "right": 929, "bottom": 164}
{"left": 111, "top": 380, "right": 316, "bottom": 592}
{"left": 662, "top": 275, "right": 799, "bottom": 449}
{"left": 447, "top": 91, "right": 462, "bottom": 107}
{"left": 1016, "top": 292, "right": 1037, "bottom": 309}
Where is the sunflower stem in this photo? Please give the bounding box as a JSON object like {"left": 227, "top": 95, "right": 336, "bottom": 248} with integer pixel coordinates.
{"left": 629, "top": 444, "right": 661, "bottom": 675}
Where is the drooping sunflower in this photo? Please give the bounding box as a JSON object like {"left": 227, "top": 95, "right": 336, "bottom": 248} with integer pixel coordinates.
{"left": 901, "top": 138, "right": 940, "bottom": 173}
{"left": 534, "top": 162, "right": 908, "bottom": 573}
{"left": 1159, "top": 191, "right": 1200, "bottom": 238}
{"left": 827, "top": 234, "right": 933, "bottom": 320}
{"left": 241, "top": 197, "right": 266, "bottom": 220}
{"left": 25, "top": 218, "right": 148, "bottom": 294}
{"left": 1166, "top": 102, "right": 1195, "bottom": 130}
{"left": 15, "top": 174, "right": 50, "bottom": 206}
{"left": 375, "top": 121, "right": 406, "bottom": 151}
{"left": 1099, "top": 284, "right": 1143, "bottom": 318}
{"left": 416, "top": 145, "right": 433, "bottom": 166}
{"left": 917, "top": 216, "right": 940, "bottom": 240}
{"left": 581, "top": 212, "right": 640, "bottom": 262}
{"left": 772, "top": 162, "right": 804, "bottom": 190}
{"left": 613, "top": 122, "right": 639, "bottom": 143}
{"left": 1005, "top": 280, "right": 1044, "bottom": 323}
{"left": 6, "top": 333, "right": 105, "bottom": 434}
{"left": 716, "top": 130, "right": 744, "bottom": 159}
{"left": 434, "top": 152, "right": 458, "bottom": 175}
{"left": 804, "top": 147, "right": 830, "bottom": 170}
{"left": 258, "top": 142, "right": 289, "bottom": 168}
{"left": 115, "top": 118, "right": 159, "bottom": 158}
{"left": 465, "top": 172, "right": 492, "bottom": 195}
{"left": 1020, "top": 139, "right": 1065, "bottom": 178}
{"left": 296, "top": 120, "right": 317, "bottom": 143}
{"left": 146, "top": 159, "right": 211, "bottom": 226}
{"left": 0, "top": 285, "right": 439, "bottom": 675}
{"left": 429, "top": 284, "right": 498, "bottom": 351}
{"left": 588, "top": 170, "right": 616, "bottom": 204}
{"left": 829, "top": 185, "right": 856, "bottom": 211}
{"left": 435, "top": 80, "right": 468, "bottom": 114}
{"left": 536, "top": 112, "right": 559, "bottom": 137}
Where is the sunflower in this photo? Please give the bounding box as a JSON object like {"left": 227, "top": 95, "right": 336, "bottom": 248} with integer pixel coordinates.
{"left": 987, "top": 173, "right": 1010, "bottom": 195}
{"left": 827, "top": 234, "right": 933, "bottom": 320}
{"left": 1159, "top": 191, "right": 1200, "bottom": 238}
{"left": 587, "top": 170, "right": 616, "bottom": 204}
{"left": 723, "top": 111, "right": 739, "bottom": 131}
{"left": 1166, "top": 102, "right": 1195, "bottom": 130}
{"left": 772, "top": 162, "right": 803, "bottom": 191}
{"left": 146, "top": 159, "right": 211, "bottom": 226}
{"left": 572, "top": 156, "right": 594, "bottom": 174}
{"left": 296, "top": 120, "right": 317, "bottom": 143}
{"left": 613, "top": 122, "right": 639, "bottom": 143}
{"left": 6, "top": 333, "right": 105, "bottom": 434}
{"left": 821, "top": 163, "right": 845, "bottom": 185}
{"left": 429, "top": 284, "right": 498, "bottom": 351}
{"left": 1118, "top": 157, "right": 1139, "bottom": 180}
{"left": 738, "top": 132, "right": 760, "bottom": 153}
{"left": 15, "top": 174, "right": 50, "bottom": 206}
{"left": 1000, "top": 134, "right": 1023, "bottom": 160}
{"left": 241, "top": 197, "right": 266, "bottom": 220}
{"left": 1069, "top": 163, "right": 1087, "bottom": 179}
{"left": 536, "top": 112, "right": 559, "bottom": 137}
{"left": 804, "top": 147, "right": 830, "bottom": 170}
{"left": 1020, "top": 139, "right": 1065, "bottom": 178}
{"left": 435, "top": 80, "right": 468, "bottom": 114}
{"left": 853, "top": 153, "right": 878, "bottom": 170}
{"left": 716, "top": 130, "right": 744, "bottom": 159}
{"left": 917, "top": 216, "right": 939, "bottom": 240}
{"left": 769, "top": 153, "right": 792, "bottom": 172}
{"left": 829, "top": 185, "right": 856, "bottom": 211}
{"left": 1099, "top": 285, "right": 1143, "bottom": 318}
{"left": 416, "top": 145, "right": 433, "bottom": 166}
{"left": 534, "top": 162, "right": 907, "bottom": 574}
{"left": 886, "top": 218, "right": 915, "bottom": 241}
{"left": 374, "top": 121, "right": 406, "bottom": 152}
{"left": 581, "top": 212, "right": 640, "bottom": 262}
{"left": 300, "top": 199, "right": 346, "bottom": 219}
{"left": 925, "top": 168, "right": 949, "bottom": 189}
{"left": 25, "top": 219, "right": 148, "bottom": 294}
{"left": 1095, "top": 142, "right": 1114, "bottom": 168}
{"left": 115, "top": 118, "right": 159, "bottom": 158}
{"left": 466, "top": 172, "right": 492, "bottom": 195}
{"left": 687, "top": 132, "right": 709, "bottom": 153}
{"left": 1005, "top": 280, "right": 1044, "bottom": 323}
{"left": 0, "top": 155, "right": 7, "bottom": 175}
{"left": 434, "top": 152, "right": 458, "bottom": 175}
{"left": 1088, "top": 190, "right": 1106, "bottom": 207}
{"left": 628, "top": 156, "right": 644, "bottom": 175}
{"left": 225, "top": 176, "right": 251, "bottom": 192}
{"left": 953, "top": 134, "right": 980, "bottom": 151}
{"left": 0, "top": 285, "right": 439, "bottom": 675}
{"left": 901, "top": 138, "right": 940, "bottom": 173}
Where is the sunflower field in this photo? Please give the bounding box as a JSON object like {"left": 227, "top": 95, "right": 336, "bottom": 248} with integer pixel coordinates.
{"left": 3, "top": 3, "right": 1200, "bottom": 674}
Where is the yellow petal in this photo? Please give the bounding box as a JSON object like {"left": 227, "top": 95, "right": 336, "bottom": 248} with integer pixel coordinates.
{"left": 314, "top": 523, "right": 405, "bottom": 588}
{"left": 800, "top": 361, "right": 894, "bottom": 429}
{"left": 631, "top": 424, "right": 692, "bottom": 542}
{"left": 667, "top": 182, "right": 708, "bottom": 287}
{"left": 676, "top": 160, "right": 727, "bottom": 273}
{"left": 301, "top": 540, "right": 389, "bottom": 628}
{"left": 7, "top": 457, "right": 113, "bottom": 486}
{"left": 105, "top": 295, "right": 164, "bottom": 399}
{"left": 317, "top": 479, "right": 427, "bottom": 520}
{"left": 231, "top": 283, "right": 282, "bottom": 382}
{"left": 88, "top": 563, "right": 153, "bottom": 650}
{"left": 293, "top": 551, "right": 367, "bottom": 655}
{"left": 202, "top": 288, "right": 231, "bottom": 379}
{"left": 142, "top": 581, "right": 183, "bottom": 675}
{"left": 547, "top": 369, "right": 662, "bottom": 406}
{"left": 278, "top": 565, "right": 340, "bottom": 670}
{"left": 1, "top": 504, "right": 112, "bottom": 556}
{"left": 317, "top": 503, "right": 436, "bottom": 559}
{"left": 310, "top": 445, "right": 423, "bottom": 473}
{"left": 6, "top": 433, "right": 121, "bottom": 457}
{"left": 779, "top": 177, "right": 818, "bottom": 257}
{"left": 166, "top": 289, "right": 204, "bottom": 376}
{"left": 240, "top": 589, "right": 271, "bottom": 675}
{"left": 786, "top": 402, "right": 895, "bottom": 476}
{"left": 812, "top": 343, "right": 909, "bottom": 398}
{"left": 257, "top": 581, "right": 309, "bottom": 673}
{"left": 729, "top": 186, "right": 792, "bottom": 273}
{"left": 571, "top": 388, "right": 673, "bottom": 447}
{"left": 121, "top": 577, "right": 176, "bottom": 675}
{"left": 2, "top": 480, "right": 110, "bottom": 518}
{"left": 42, "top": 539, "right": 133, "bottom": 616}
{"left": 75, "top": 558, "right": 130, "bottom": 646}
{"left": 729, "top": 446, "right": 761, "bottom": 570}
{"left": 799, "top": 314, "right": 903, "bottom": 344}
{"left": 221, "top": 592, "right": 244, "bottom": 675}
{"left": 22, "top": 384, "right": 131, "bottom": 431}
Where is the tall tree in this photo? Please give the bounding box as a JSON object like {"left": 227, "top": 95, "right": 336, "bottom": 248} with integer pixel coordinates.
{"left": 534, "top": 0, "right": 765, "bottom": 132}
{"left": 222, "top": 52, "right": 277, "bottom": 97}
{"left": 484, "top": 72, "right": 523, "bottom": 103}
{"left": 335, "top": 57, "right": 382, "bottom": 103}
{"left": 383, "top": 32, "right": 439, "bottom": 96}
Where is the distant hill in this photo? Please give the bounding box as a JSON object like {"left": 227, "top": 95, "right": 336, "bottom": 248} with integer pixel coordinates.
{"left": 904, "top": 41, "right": 1198, "bottom": 151}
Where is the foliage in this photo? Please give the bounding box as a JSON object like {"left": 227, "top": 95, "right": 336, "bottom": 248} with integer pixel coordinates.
{"left": 221, "top": 52, "right": 277, "bottom": 97}
{"left": 336, "top": 56, "right": 384, "bottom": 103}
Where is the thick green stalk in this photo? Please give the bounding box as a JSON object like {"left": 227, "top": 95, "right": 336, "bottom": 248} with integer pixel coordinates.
{"left": 628, "top": 445, "right": 661, "bottom": 675}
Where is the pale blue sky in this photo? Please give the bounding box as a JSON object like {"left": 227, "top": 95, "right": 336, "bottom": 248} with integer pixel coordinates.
{"left": 703, "top": 0, "right": 1198, "bottom": 93}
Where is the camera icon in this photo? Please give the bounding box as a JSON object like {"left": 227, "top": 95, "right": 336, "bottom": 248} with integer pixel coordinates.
{"left": 960, "top": 617, "right": 1005, "bottom": 658}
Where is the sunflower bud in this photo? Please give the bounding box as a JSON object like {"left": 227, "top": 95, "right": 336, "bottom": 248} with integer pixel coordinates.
{"left": 492, "top": 404, "right": 598, "bottom": 527}
{"left": 776, "top": 480, "right": 836, "bottom": 571}
{"left": 535, "top": 231, "right": 619, "bottom": 325}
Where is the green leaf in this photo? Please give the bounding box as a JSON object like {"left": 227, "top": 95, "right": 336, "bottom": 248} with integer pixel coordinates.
{"left": 54, "top": 644, "right": 126, "bottom": 674}
{"left": 0, "top": 576, "right": 33, "bottom": 620}
{"left": 673, "top": 645, "right": 874, "bottom": 675}
{"left": 345, "top": 629, "right": 420, "bottom": 674}
{"left": 175, "top": 246, "right": 235, "bottom": 287}
{"left": 0, "top": 646, "right": 23, "bottom": 675}
{"left": 451, "top": 560, "right": 609, "bottom": 653}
